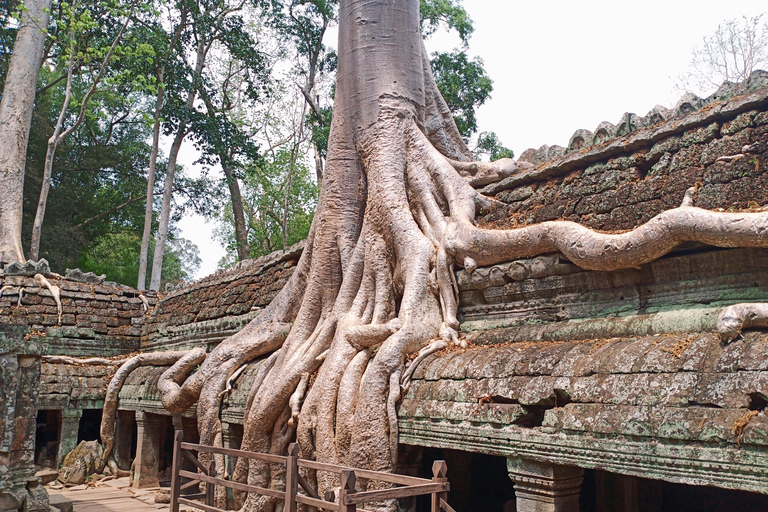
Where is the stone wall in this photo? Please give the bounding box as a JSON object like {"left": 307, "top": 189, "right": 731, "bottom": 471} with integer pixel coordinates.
{"left": 481, "top": 73, "right": 768, "bottom": 233}
{"left": 6, "top": 75, "right": 768, "bottom": 510}
{"left": 0, "top": 327, "right": 47, "bottom": 512}
{"left": 0, "top": 264, "right": 151, "bottom": 357}
{"left": 140, "top": 242, "right": 301, "bottom": 351}
{"left": 0, "top": 265, "right": 148, "bottom": 510}
{"left": 400, "top": 331, "right": 768, "bottom": 494}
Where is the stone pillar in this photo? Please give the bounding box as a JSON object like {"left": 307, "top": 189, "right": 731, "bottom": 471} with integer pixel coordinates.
{"left": 56, "top": 408, "right": 82, "bottom": 467}
{"left": 507, "top": 457, "right": 584, "bottom": 512}
{"left": 132, "top": 411, "right": 165, "bottom": 488}
{"left": 0, "top": 326, "right": 49, "bottom": 512}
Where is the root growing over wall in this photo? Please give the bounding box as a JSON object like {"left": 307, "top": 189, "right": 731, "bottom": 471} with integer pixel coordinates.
{"left": 92, "top": 2, "right": 768, "bottom": 510}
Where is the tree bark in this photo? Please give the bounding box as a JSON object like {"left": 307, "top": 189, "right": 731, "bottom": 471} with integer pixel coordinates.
{"left": 100, "top": 3, "right": 768, "bottom": 512}
{"left": 222, "top": 159, "right": 251, "bottom": 261}
{"left": 0, "top": 0, "right": 52, "bottom": 265}
{"left": 149, "top": 39, "right": 206, "bottom": 291}
{"left": 137, "top": 65, "right": 165, "bottom": 290}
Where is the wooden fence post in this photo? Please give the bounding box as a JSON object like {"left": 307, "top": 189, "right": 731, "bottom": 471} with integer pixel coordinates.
{"left": 431, "top": 460, "right": 448, "bottom": 512}
{"left": 205, "top": 459, "right": 217, "bottom": 506}
{"left": 338, "top": 469, "right": 357, "bottom": 512}
{"left": 169, "top": 430, "right": 183, "bottom": 512}
{"left": 285, "top": 443, "right": 299, "bottom": 512}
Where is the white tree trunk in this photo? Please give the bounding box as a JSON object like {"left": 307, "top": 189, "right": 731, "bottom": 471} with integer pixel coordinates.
{"left": 148, "top": 40, "right": 206, "bottom": 291}
{"left": 137, "top": 68, "right": 165, "bottom": 290}
{"left": 0, "top": 0, "right": 52, "bottom": 265}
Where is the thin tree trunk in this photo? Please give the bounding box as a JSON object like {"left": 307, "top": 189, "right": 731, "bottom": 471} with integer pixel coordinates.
{"left": 137, "top": 65, "right": 166, "bottom": 290}
{"left": 0, "top": 0, "right": 52, "bottom": 265}
{"left": 29, "top": 3, "right": 77, "bottom": 261}
{"left": 29, "top": 2, "right": 133, "bottom": 260}
{"left": 149, "top": 125, "right": 185, "bottom": 291}
{"left": 222, "top": 159, "right": 251, "bottom": 261}
{"left": 149, "top": 39, "right": 207, "bottom": 291}
{"left": 313, "top": 140, "right": 324, "bottom": 183}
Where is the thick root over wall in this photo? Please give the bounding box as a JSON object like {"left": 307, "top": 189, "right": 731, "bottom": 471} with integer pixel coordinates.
{"left": 93, "top": 1, "right": 768, "bottom": 511}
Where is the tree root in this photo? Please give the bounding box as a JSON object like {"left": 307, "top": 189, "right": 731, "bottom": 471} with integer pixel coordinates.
{"left": 400, "top": 339, "right": 447, "bottom": 392}
{"left": 41, "top": 355, "right": 130, "bottom": 365}
{"left": 449, "top": 158, "right": 534, "bottom": 188}
{"left": 95, "top": 4, "right": 768, "bottom": 509}
{"left": 34, "top": 273, "right": 61, "bottom": 324}
{"left": 717, "top": 303, "right": 768, "bottom": 342}
{"left": 101, "top": 351, "right": 193, "bottom": 466}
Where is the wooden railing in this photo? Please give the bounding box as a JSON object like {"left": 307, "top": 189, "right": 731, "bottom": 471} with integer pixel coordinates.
{"left": 169, "top": 431, "right": 456, "bottom": 512}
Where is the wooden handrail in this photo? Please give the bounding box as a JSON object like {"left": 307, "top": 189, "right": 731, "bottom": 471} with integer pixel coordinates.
{"left": 170, "top": 432, "right": 457, "bottom": 512}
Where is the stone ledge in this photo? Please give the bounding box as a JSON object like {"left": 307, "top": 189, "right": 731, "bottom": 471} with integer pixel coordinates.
{"left": 398, "top": 418, "right": 768, "bottom": 494}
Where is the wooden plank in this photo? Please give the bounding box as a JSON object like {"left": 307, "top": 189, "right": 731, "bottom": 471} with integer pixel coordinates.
{"left": 349, "top": 468, "right": 432, "bottom": 487}
{"left": 170, "top": 430, "right": 183, "bottom": 512}
{"left": 285, "top": 443, "right": 299, "bottom": 512}
{"left": 298, "top": 459, "right": 430, "bottom": 486}
{"left": 345, "top": 483, "right": 449, "bottom": 505}
{"left": 338, "top": 470, "right": 357, "bottom": 512}
{"left": 205, "top": 459, "right": 216, "bottom": 506}
{"left": 440, "top": 498, "right": 457, "bottom": 512}
{"left": 295, "top": 494, "right": 340, "bottom": 511}
{"left": 177, "top": 497, "right": 227, "bottom": 512}
{"left": 431, "top": 460, "right": 448, "bottom": 512}
{"left": 181, "top": 442, "right": 287, "bottom": 464}
{"left": 297, "top": 473, "right": 321, "bottom": 499}
{"left": 183, "top": 448, "right": 209, "bottom": 475}
{"left": 181, "top": 478, "right": 202, "bottom": 491}
{"left": 179, "top": 470, "right": 285, "bottom": 500}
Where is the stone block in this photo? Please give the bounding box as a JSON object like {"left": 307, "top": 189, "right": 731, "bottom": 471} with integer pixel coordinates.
{"left": 47, "top": 494, "right": 72, "bottom": 512}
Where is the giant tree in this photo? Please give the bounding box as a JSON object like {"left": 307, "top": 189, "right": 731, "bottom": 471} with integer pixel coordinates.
{"left": 0, "top": 0, "right": 51, "bottom": 265}
{"left": 100, "top": 1, "right": 768, "bottom": 511}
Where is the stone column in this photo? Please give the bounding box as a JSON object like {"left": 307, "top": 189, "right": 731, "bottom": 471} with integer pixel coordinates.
{"left": 56, "top": 409, "right": 82, "bottom": 467}
{"left": 0, "top": 326, "right": 49, "bottom": 512}
{"left": 507, "top": 457, "right": 584, "bottom": 512}
{"left": 132, "top": 411, "right": 165, "bottom": 488}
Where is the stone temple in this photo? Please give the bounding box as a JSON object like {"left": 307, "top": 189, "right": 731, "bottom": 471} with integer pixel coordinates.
{"left": 3, "top": 72, "right": 768, "bottom": 512}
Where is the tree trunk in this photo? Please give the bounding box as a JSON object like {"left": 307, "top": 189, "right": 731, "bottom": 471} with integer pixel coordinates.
{"left": 100, "top": 2, "right": 768, "bottom": 512}
{"left": 137, "top": 66, "right": 165, "bottom": 290}
{"left": 222, "top": 159, "right": 251, "bottom": 261}
{"left": 29, "top": 11, "right": 76, "bottom": 261}
{"left": 29, "top": 3, "right": 132, "bottom": 261}
{"left": 0, "top": 0, "right": 52, "bottom": 265}
{"left": 149, "top": 124, "right": 185, "bottom": 291}
{"left": 149, "top": 40, "right": 206, "bottom": 291}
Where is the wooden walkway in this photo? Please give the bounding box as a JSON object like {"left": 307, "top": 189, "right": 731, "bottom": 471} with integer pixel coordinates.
{"left": 53, "top": 487, "right": 168, "bottom": 512}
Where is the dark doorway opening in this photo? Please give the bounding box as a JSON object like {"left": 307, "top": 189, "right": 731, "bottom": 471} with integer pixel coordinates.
{"left": 115, "top": 410, "right": 137, "bottom": 471}
{"left": 77, "top": 409, "right": 102, "bottom": 443}
{"left": 579, "top": 469, "right": 768, "bottom": 512}
{"left": 417, "top": 447, "right": 515, "bottom": 512}
{"left": 35, "top": 409, "right": 61, "bottom": 469}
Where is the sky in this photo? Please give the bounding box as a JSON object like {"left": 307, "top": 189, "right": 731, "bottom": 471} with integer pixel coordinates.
{"left": 179, "top": 0, "right": 768, "bottom": 279}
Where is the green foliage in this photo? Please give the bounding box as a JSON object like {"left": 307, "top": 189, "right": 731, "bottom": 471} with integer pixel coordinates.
{"left": 430, "top": 50, "right": 492, "bottom": 139}
{"left": 419, "top": 0, "right": 473, "bottom": 47}
{"left": 309, "top": 104, "right": 332, "bottom": 159}
{"left": 78, "top": 232, "right": 200, "bottom": 288}
{"left": 215, "top": 149, "right": 318, "bottom": 264}
{"left": 475, "top": 131, "right": 513, "bottom": 161}
{"left": 22, "top": 64, "right": 156, "bottom": 270}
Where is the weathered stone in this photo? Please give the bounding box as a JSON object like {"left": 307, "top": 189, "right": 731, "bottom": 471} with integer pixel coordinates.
{"left": 58, "top": 441, "right": 103, "bottom": 485}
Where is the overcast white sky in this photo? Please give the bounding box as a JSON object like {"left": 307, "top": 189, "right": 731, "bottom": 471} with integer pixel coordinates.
{"left": 180, "top": 0, "right": 768, "bottom": 279}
